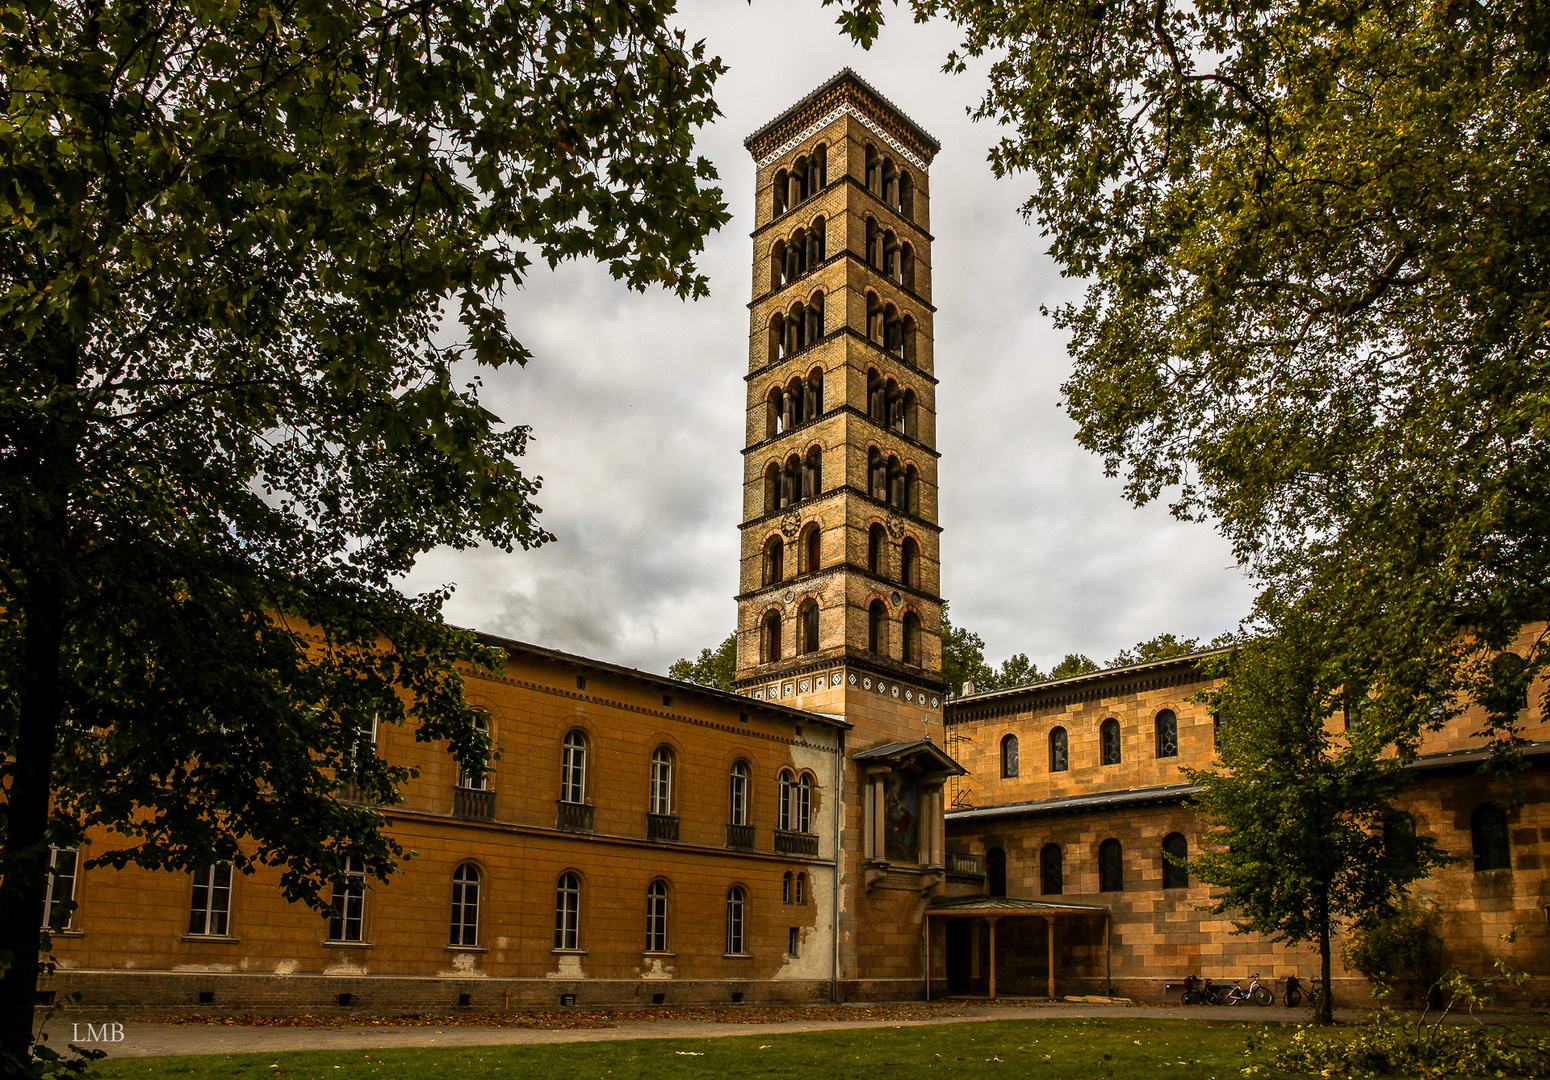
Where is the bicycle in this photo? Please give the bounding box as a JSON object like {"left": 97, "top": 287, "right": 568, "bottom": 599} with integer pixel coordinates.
{"left": 1180, "top": 974, "right": 1223, "bottom": 1005}
{"left": 1283, "top": 974, "right": 1326, "bottom": 1010}
{"left": 1221, "top": 973, "right": 1274, "bottom": 1006}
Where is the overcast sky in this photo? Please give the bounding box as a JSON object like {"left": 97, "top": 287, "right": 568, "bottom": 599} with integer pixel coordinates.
{"left": 400, "top": 0, "right": 1257, "bottom": 677}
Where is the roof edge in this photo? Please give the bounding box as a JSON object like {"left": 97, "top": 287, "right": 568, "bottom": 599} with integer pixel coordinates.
{"left": 744, "top": 68, "right": 940, "bottom": 158}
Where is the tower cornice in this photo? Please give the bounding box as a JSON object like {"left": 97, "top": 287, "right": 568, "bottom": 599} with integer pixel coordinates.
{"left": 744, "top": 69, "right": 940, "bottom": 166}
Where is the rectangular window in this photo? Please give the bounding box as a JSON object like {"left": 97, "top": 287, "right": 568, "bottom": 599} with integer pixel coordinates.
{"left": 188, "top": 862, "right": 233, "bottom": 936}
{"left": 788, "top": 927, "right": 799, "bottom": 957}
{"left": 41, "top": 847, "right": 78, "bottom": 930}
{"left": 327, "top": 856, "right": 366, "bottom": 942}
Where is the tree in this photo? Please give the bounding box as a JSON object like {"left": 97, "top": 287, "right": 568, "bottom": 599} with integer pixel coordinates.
{"left": 0, "top": 1, "right": 726, "bottom": 1069}
{"left": 1048, "top": 653, "right": 1099, "bottom": 679}
{"left": 1342, "top": 897, "right": 1446, "bottom": 1006}
{"left": 941, "top": 602, "right": 994, "bottom": 694}
{"left": 833, "top": 0, "right": 1550, "bottom": 763}
{"left": 1183, "top": 618, "right": 1448, "bottom": 1024}
{"left": 1108, "top": 633, "right": 1199, "bottom": 668}
{"left": 669, "top": 633, "right": 738, "bottom": 692}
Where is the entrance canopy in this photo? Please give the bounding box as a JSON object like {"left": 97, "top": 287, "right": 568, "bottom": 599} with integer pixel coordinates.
{"left": 925, "top": 895, "right": 1111, "bottom": 1000}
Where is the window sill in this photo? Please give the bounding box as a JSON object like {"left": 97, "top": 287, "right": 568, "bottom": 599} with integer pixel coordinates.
{"left": 322, "top": 940, "right": 374, "bottom": 948}
{"left": 42, "top": 929, "right": 83, "bottom": 938}
{"left": 446, "top": 945, "right": 488, "bottom": 953}
{"left": 551, "top": 948, "right": 588, "bottom": 956}
{"left": 642, "top": 951, "right": 677, "bottom": 959}
{"left": 723, "top": 953, "right": 753, "bottom": 959}
{"left": 181, "top": 935, "right": 240, "bottom": 944}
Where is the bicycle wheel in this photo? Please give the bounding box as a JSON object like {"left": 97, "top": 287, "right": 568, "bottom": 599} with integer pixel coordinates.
{"left": 1182, "top": 989, "right": 1201, "bottom": 1005}
{"left": 1253, "top": 985, "right": 1274, "bottom": 1007}
{"left": 1283, "top": 987, "right": 1302, "bottom": 1008}
{"left": 1223, "top": 990, "right": 1241, "bottom": 1006}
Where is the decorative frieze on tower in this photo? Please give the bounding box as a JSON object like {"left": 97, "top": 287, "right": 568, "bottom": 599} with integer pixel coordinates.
{"left": 735, "top": 70, "right": 944, "bottom": 749}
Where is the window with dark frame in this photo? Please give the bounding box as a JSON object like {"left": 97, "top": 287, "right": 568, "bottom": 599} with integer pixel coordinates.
{"left": 645, "top": 880, "right": 668, "bottom": 953}
{"left": 1472, "top": 803, "right": 1511, "bottom": 871}
{"left": 1040, "top": 843, "right": 1062, "bottom": 896}
{"left": 1001, "top": 734, "right": 1019, "bottom": 778}
{"left": 1100, "top": 719, "right": 1122, "bottom": 766}
{"left": 1098, "top": 838, "right": 1124, "bottom": 892}
{"left": 449, "top": 863, "right": 480, "bottom": 947}
{"left": 725, "top": 887, "right": 746, "bottom": 955}
{"left": 555, "top": 872, "right": 581, "bottom": 950}
{"left": 1049, "top": 727, "right": 1069, "bottom": 772}
{"left": 1161, "top": 833, "right": 1189, "bottom": 889}
{"left": 561, "top": 730, "right": 587, "bottom": 804}
{"left": 188, "top": 862, "right": 233, "bottom": 937}
{"left": 327, "top": 855, "right": 367, "bottom": 942}
{"left": 41, "top": 846, "right": 78, "bottom": 931}
{"left": 1155, "top": 710, "right": 1178, "bottom": 759}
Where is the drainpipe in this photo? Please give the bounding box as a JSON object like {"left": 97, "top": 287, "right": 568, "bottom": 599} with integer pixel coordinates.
{"left": 831, "top": 726, "right": 844, "bottom": 1003}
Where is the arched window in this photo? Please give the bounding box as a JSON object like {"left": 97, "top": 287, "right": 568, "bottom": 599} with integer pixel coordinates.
{"left": 899, "top": 241, "right": 915, "bottom": 289}
{"left": 761, "top": 610, "right": 782, "bottom": 664}
{"left": 897, "top": 170, "right": 913, "bottom": 218}
{"left": 778, "top": 768, "right": 795, "bottom": 831}
{"left": 762, "top": 535, "right": 784, "bottom": 586}
{"left": 450, "top": 863, "right": 480, "bottom": 946}
{"left": 766, "top": 386, "right": 783, "bottom": 438}
{"left": 1472, "top": 803, "right": 1511, "bottom": 871}
{"left": 769, "top": 239, "right": 786, "bottom": 289}
{"left": 902, "top": 389, "right": 918, "bottom": 438}
{"left": 1162, "top": 833, "right": 1189, "bottom": 889}
{"left": 561, "top": 730, "right": 587, "bottom": 804}
{"left": 786, "top": 227, "right": 805, "bottom": 282}
{"left": 784, "top": 375, "right": 803, "bottom": 430}
{"left": 459, "top": 711, "right": 490, "bottom": 790}
{"left": 645, "top": 879, "right": 669, "bottom": 953}
{"left": 796, "top": 773, "right": 812, "bottom": 832}
{"left": 881, "top": 158, "right": 898, "bottom": 207}
{"left": 1155, "top": 709, "right": 1178, "bottom": 759}
{"left": 986, "top": 847, "right": 1006, "bottom": 897}
{"left": 903, "top": 464, "right": 919, "bottom": 515}
{"left": 803, "top": 446, "right": 822, "bottom": 498}
{"left": 784, "top": 301, "right": 805, "bottom": 355}
{"left": 809, "top": 144, "right": 827, "bottom": 191}
{"left": 868, "top": 522, "right": 886, "bottom": 576}
{"left": 900, "top": 537, "right": 918, "bottom": 587}
{"left": 802, "top": 523, "right": 821, "bottom": 573}
{"left": 1098, "top": 839, "right": 1124, "bottom": 892}
{"left": 555, "top": 872, "right": 581, "bottom": 950}
{"left": 887, "top": 455, "right": 903, "bottom": 508}
{"left": 773, "top": 168, "right": 788, "bottom": 216}
{"left": 869, "top": 448, "right": 887, "bottom": 501}
{"left": 808, "top": 215, "right": 826, "bottom": 264}
{"left": 868, "top": 599, "right": 887, "bottom": 655}
{"left": 902, "top": 611, "right": 921, "bottom": 665}
{"left": 805, "top": 366, "right": 823, "bottom": 420}
{"left": 1100, "top": 718, "right": 1122, "bottom": 765}
{"left": 805, "top": 292, "right": 824, "bottom": 345}
{"left": 1492, "top": 652, "right": 1530, "bottom": 713}
{"left": 1049, "top": 727, "right": 1069, "bottom": 772}
{"left": 1000, "top": 734, "right": 1019, "bottom": 778}
{"left": 725, "top": 886, "right": 746, "bottom": 954}
{"left": 882, "top": 229, "right": 898, "bottom": 279}
{"left": 865, "top": 144, "right": 880, "bottom": 195}
{"left": 782, "top": 870, "right": 794, "bottom": 903}
{"left": 788, "top": 156, "right": 806, "bottom": 206}
{"left": 901, "top": 315, "right": 917, "bottom": 364}
{"left": 867, "top": 369, "right": 886, "bottom": 422}
{"left": 866, "top": 294, "right": 884, "bottom": 343}
{"left": 798, "top": 599, "right": 820, "bottom": 654}
{"left": 1040, "top": 843, "right": 1063, "bottom": 895}
{"left": 650, "top": 746, "right": 674, "bottom": 816}
{"left": 884, "top": 303, "right": 903, "bottom": 357}
{"left": 783, "top": 453, "right": 801, "bottom": 505}
{"left": 795, "top": 872, "right": 807, "bottom": 904}
{"left": 729, "top": 761, "right": 750, "bottom": 826}
{"left": 767, "top": 313, "right": 782, "bottom": 365}
{"left": 764, "top": 461, "right": 780, "bottom": 514}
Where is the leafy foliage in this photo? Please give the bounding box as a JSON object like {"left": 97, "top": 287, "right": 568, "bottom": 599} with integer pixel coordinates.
{"left": 0, "top": 0, "right": 726, "bottom": 1068}
{"left": 1183, "top": 614, "right": 1449, "bottom": 1022}
{"left": 1264, "top": 1010, "right": 1550, "bottom": 1078}
{"left": 1343, "top": 897, "right": 1446, "bottom": 1001}
{"left": 832, "top": 0, "right": 1550, "bottom": 765}
{"left": 668, "top": 633, "right": 739, "bottom": 692}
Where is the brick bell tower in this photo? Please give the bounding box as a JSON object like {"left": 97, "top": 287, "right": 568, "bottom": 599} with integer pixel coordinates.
{"left": 735, "top": 70, "right": 946, "bottom": 746}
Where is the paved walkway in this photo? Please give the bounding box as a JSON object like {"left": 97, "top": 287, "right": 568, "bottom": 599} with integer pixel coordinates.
{"left": 36, "top": 1001, "right": 1390, "bottom": 1059}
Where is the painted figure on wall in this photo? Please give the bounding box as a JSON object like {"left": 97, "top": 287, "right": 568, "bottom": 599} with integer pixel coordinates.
{"left": 884, "top": 770, "right": 919, "bottom": 862}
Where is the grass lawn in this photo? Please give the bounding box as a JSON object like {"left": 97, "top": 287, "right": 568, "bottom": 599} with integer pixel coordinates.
{"left": 87, "top": 1017, "right": 1367, "bottom": 1080}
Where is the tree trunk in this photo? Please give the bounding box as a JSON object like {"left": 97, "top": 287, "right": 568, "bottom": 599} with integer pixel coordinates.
{"left": 1318, "top": 901, "right": 1335, "bottom": 1025}
{"left": 0, "top": 577, "right": 65, "bottom": 1067}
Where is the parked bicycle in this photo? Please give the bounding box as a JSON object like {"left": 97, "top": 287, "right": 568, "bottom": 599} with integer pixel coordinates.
{"left": 1283, "top": 974, "right": 1326, "bottom": 1009}
{"left": 1221, "top": 973, "right": 1275, "bottom": 1007}
{"left": 1180, "top": 974, "right": 1228, "bottom": 1005}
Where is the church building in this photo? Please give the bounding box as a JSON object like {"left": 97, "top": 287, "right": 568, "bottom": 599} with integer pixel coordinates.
{"left": 35, "top": 70, "right": 1550, "bottom": 1012}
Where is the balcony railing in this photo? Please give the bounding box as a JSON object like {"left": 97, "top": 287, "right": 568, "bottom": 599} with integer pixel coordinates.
{"left": 774, "top": 830, "right": 819, "bottom": 858}
{"left": 947, "top": 851, "right": 984, "bottom": 876}
{"left": 556, "top": 800, "right": 593, "bottom": 832}
{"left": 726, "top": 823, "right": 756, "bottom": 850}
{"left": 646, "top": 813, "right": 680, "bottom": 842}
{"left": 453, "top": 786, "right": 493, "bottom": 820}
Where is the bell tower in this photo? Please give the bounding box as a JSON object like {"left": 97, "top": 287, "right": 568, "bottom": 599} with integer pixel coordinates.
{"left": 735, "top": 71, "right": 945, "bottom": 747}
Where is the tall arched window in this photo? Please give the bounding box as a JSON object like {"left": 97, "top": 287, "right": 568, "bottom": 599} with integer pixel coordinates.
{"left": 897, "top": 171, "right": 913, "bottom": 218}
{"left": 869, "top": 448, "right": 887, "bottom": 500}
{"left": 1100, "top": 718, "right": 1122, "bottom": 765}
{"left": 901, "top": 315, "right": 917, "bottom": 364}
{"left": 865, "top": 144, "right": 880, "bottom": 195}
{"left": 766, "top": 386, "right": 783, "bottom": 438}
{"left": 886, "top": 455, "right": 903, "bottom": 507}
{"left": 782, "top": 870, "right": 794, "bottom": 903}
{"left": 867, "top": 369, "right": 886, "bottom": 421}
{"left": 725, "top": 886, "right": 747, "bottom": 954}
{"left": 902, "top": 389, "right": 918, "bottom": 437}
{"left": 803, "top": 446, "right": 822, "bottom": 497}
{"left": 802, "top": 523, "right": 821, "bottom": 573}
{"left": 805, "top": 366, "right": 823, "bottom": 420}
{"left": 903, "top": 464, "right": 919, "bottom": 514}
{"left": 808, "top": 215, "right": 826, "bottom": 265}
{"left": 900, "top": 537, "right": 918, "bottom": 587}
{"left": 457, "top": 711, "right": 490, "bottom": 791}
{"left": 761, "top": 610, "right": 782, "bottom": 664}
{"left": 1000, "top": 734, "right": 1019, "bottom": 778}
{"left": 805, "top": 292, "right": 824, "bottom": 345}
{"left": 866, "top": 294, "right": 884, "bottom": 343}
{"left": 809, "top": 144, "right": 827, "bottom": 191}
{"left": 450, "top": 863, "right": 480, "bottom": 946}
{"left": 764, "top": 461, "right": 781, "bottom": 514}
{"left": 561, "top": 730, "right": 587, "bottom": 804}
{"left": 783, "top": 452, "right": 802, "bottom": 504}
{"left": 795, "top": 871, "right": 807, "bottom": 904}
{"left": 868, "top": 600, "right": 886, "bottom": 655}
{"left": 1049, "top": 727, "right": 1069, "bottom": 772}
{"left": 1040, "top": 843, "right": 1063, "bottom": 895}
{"left": 1098, "top": 839, "right": 1124, "bottom": 892}
{"left": 1155, "top": 710, "right": 1179, "bottom": 759}
{"left": 1162, "top": 833, "right": 1189, "bottom": 889}
{"left": 902, "top": 611, "right": 921, "bottom": 665}
{"left": 1472, "top": 803, "right": 1511, "bottom": 871}
{"left": 645, "top": 879, "right": 669, "bottom": 953}
{"left": 796, "top": 773, "right": 812, "bottom": 832}
{"left": 986, "top": 847, "right": 1007, "bottom": 897}
{"left": 798, "top": 599, "right": 820, "bottom": 654}
{"left": 554, "top": 872, "right": 581, "bottom": 950}
{"left": 767, "top": 313, "right": 783, "bottom": 365}
{"left": 868, "top": 522, "right": 886, "bottom": 576}
{"left": 762, "top": 535, "right": 783, "bottom": 586}
{"left": 898, "top": 241, "right": 915, "bottom": 289}
{"left": 729, "top": 761, "right": 750, "bottom": 826}
{"left": 778, "top": 768, "right": 795, "bottom": 831}
{"left": 650, "top": 746, "right": 674, "bottom": 816}
{"left": 773, "top": 168, "right": 788, "bottom": 215}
